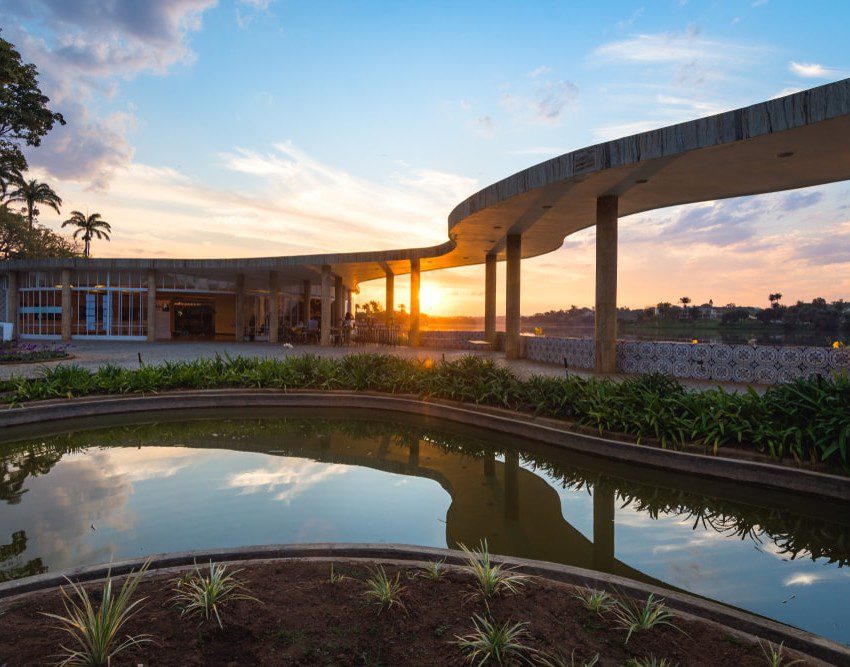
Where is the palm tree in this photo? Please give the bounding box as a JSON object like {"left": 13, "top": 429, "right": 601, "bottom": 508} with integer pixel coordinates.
{"left": 679, "top": 296, "right": 691, "bottom": 318}
{"left": 5, "top": 178, "right": 62, "bottom": 226}
{"left": 61, "top": 211, "right": 111, "bottom": 258}
{"left": 0, "top": 163, "right": 22, "bottom": 201}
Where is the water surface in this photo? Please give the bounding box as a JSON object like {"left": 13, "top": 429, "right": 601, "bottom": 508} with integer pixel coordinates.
{"left": 1, "top": 410, "right": 847, "bottom": 644}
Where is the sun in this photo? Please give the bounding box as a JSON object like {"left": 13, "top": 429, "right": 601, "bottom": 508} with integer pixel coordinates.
{"left": 420, "top": 284, "right": 444, "bottom": 314}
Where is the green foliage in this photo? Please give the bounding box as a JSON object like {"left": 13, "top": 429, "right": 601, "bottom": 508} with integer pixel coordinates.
{"left": 41, "top": 560, "right": 153, "bottom": 666}
{"left": 0, "top": 207, "right": 78, "bottom": 259}
{"left": 0, "top": 32, "right": 65, "bottom": 173}
{"left": 610, "top": 594, "right": 682, "bottom": 645}
{"left": 4, "top": 354, "right": 849, "bottom": 471}
{"left": 572, "top": 588, "right": 615, "bottom": 614}
{"left": 454, "top": 614, "right": 532, "bottom": 665}
{"left": 459, "top": 539, "right": 528, "bottom": 602}
{"left": 625, "top": 656, "right": 678, "bottom": 667}
{"left": 362, "top": 566, "right": 406, "bottom": 613}
{"left": 171, "top": 561, "right": 258, "bottom": 629}
{"left": 419, "top": 559, "right": 446, "bottom": 581}
{"left": 536, "top": 649, "right": 600, "bottom": 667}
{"left": 759, "top": 641, "right": 804, "bottom": 667}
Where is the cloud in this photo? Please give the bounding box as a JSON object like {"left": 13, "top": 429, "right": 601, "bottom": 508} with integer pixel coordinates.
{"left": 35, "top": 140, "right": 476, "bottom": 260}
{"left": 529, "top": 65, "right": 551, "bottom": 78}
{"left": 1, "top": 0, "right": 216, "bottom": 189}
{"left": 788, "top": 61, "right": 838, "bottom": 79}
{"left": 616, "top": 7, "right": 644, "bottom": 30}
{"left": 782, "top": 190, "right": 823, "bottom": 212}
{"left": 226, "top": 457, "right": 349, "bottom": 504}
{"left": 499, "top": 79, "right": 578, "bottom": 127}
{"left": 792, "top": 223, "right": 850, "bottom": 266}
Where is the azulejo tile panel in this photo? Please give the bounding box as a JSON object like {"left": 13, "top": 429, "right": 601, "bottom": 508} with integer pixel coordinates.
{"left": 522, "top": 336, "right": 848, "bottom": 385}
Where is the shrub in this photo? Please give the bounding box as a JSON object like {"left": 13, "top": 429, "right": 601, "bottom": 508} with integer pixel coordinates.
{"left": 42, "top": 560, "right": 153, "bottom": 666}
{"left": 171, "top": 561, "right": 258, "bottom": 629}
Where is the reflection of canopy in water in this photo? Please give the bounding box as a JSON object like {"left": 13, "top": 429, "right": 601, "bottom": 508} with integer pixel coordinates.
{"left": 273, "top": 429, "right": 654, "bottom": 586}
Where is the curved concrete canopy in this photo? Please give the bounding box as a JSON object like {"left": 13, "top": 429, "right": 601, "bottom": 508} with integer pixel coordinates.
{"left": 3, "top": 79, "right": 849, "bottom": 290}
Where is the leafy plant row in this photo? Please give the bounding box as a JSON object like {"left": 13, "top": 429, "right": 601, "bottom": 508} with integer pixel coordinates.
{"left": 2, "top": 353, "right": 848, "bottom": 471}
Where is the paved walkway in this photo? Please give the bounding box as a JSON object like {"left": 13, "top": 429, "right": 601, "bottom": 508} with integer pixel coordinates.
{"left": 0, "top": 340, "right": 759, "bottom": 393}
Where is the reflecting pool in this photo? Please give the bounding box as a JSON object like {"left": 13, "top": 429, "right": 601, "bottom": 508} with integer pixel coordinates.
{"left": 1, "top": 409, "right": 848, "bottom": 644}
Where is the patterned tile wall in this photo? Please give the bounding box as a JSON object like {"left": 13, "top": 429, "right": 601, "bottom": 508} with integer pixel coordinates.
{"left": 524, "top": 336, "right": 849, "bottom": 384}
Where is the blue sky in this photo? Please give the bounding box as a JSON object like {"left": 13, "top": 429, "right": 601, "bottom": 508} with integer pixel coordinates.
{"left": 1, "top": 0, "right": 848, "bottom": 313}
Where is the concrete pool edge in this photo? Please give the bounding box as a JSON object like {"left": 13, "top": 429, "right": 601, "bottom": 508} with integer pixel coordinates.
{"left": 0, "top": 543, "right": 845, "bottom": 664}
{"left": 1, "top": 389, "right": 847, "bottom": 502}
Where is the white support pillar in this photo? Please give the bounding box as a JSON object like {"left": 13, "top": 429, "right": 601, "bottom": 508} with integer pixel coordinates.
{"left": 268, "top": 270, "right": 279, "bottom": 344}
{"left": 61, "top": 268, "right": 71, "bottom": 342}
{"left": 333, "top": 274, "right": 344, "bottom": 328}
{"left": 7, "top": 271, "right": 17, "bottom": 339}
{"left": 505, "top": 234, "right": 522, "bottom": 359}
{"left": 484, "top": 253, "right": 497, "bottom": 344}
{"left": 385, "top": 271, "right": 394, "bottom": 324}
{"left": 320, "top": 265, "right": 332, "bottom": 346}
{"left": 235, "top": 274, "right": 245, "bottom": 342}
{"left": 595, "top": 195, "right": 618, "bottom": 374}
{"left": 146, "top": 270, "right": 156, "bottom": 342}
{"left": 409, "top": 257, "right": 420, "bottom": 347}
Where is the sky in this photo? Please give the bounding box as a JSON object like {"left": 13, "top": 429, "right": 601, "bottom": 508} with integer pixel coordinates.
{"left": 1, "top": 0, "right": 848, "bottom": 315}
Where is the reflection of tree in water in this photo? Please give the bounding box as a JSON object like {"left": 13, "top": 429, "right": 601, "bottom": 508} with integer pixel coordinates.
{"left": 525, "top": 460, "right": 850, "bottom": 567}
{"left": 0, "top": 440, "right": 86, "bottom": 504}
{"left": 2, "top": 417, "right": 848, "bottom": 568}
{"left": 0, "top": 530, "right": 47, "bottom": 582}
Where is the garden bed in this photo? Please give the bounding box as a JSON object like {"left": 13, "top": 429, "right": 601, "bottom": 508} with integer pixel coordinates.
{"left": 0, "top": 341, "right": 70, "bottom": 365}
{"left": 0, "top": 559, "right": 816, "bottom": 666}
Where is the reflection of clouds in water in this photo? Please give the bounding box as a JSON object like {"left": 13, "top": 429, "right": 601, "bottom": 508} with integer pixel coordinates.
{"left": 784, "top": 571, "right": 850, "bottom": 587}
{"left": 68, "top": 446, "right": 201, "bottom": 482}
{"left": 226, "top": 458, "right": 348, "bottom": 504}
{"left": 0, "top": 447, "right": 209, "bottom": 572}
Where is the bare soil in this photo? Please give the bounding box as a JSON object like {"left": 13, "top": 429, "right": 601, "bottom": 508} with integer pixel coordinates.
{"left": 0, "top": 560, "right": 812, "bottom": 666}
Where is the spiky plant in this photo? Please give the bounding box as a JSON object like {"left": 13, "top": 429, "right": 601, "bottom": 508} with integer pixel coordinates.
{"left": 572, "top": 588, "right": 615, "bottom": 614}
{"left": 759, "top": 641, "right": 804, "bottom": 667}
{"left": 537, "top": 648, "right": 600, "bottom": 667}
{"left": 329, "top": 563, "right": 347, "bottom": 584}
{"left": 41, "top": 560, "right": 153, "bottom": 666}
{"left": 171, "top": 561, "right": 258, "bottom": 629}
{"left": 625, "top": 656, "right": 678, "bottom": 667}
{"left": 610, "top": 594, "right": 682, "bottom": 645}
{"left": 420, "top": 559, "right": 446, "bottom": 581}
{"left": 454, "top": 614, "right": 532, "bottom": 665}
{"left": 459, "top": 539, "right": 528, "bottom": 602}
{"left": 362, "top": 565, "right": 406, "bottom": 613}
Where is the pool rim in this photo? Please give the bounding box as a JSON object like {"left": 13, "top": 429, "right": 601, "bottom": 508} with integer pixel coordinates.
{"left": 0, "top": 389, "right": 847, "bottom": 502}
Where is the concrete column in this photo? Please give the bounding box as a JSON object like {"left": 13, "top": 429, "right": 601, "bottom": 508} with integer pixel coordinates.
{"left": 409, "top": 257, "right": 420, "bottom": 347}
{"left": 320, "top": 265, "right": 332, "bottom": 346}
{"left": 235, "top": 274, "right": 245, "bottom": 342}
{"left": 146, "top": 270, "right": 156, "bottom": 342}
{"left": 484, "top": 253, "right": 497, "bottom": 344}
{"left": 595, "top": 195, "right": 618, "bottom": 374}
{"left": 60, "top": 268, "right": 71, "bottom": 341}
{"left": 593, "top": 483, "right": 615, "bottom": 572}
{"left": 385, "top": 271, "right": 395, "bottom": 324}
{"left": 346, "top": 289, "right": 352, "bottom": 315}
{"left": 505, "top": 234, "right": 522, "bottom": 359}
{"left": 268, "top": 271, "right": 279, "bottom": 344}
{"left": 7, "top": 271, "right": 17, "bottom": 338}
{"left": 333, "top": 274, "right": 344, "bottom": 327}
{"left": 301, "top": 279, "right": 311, "bottom": 323}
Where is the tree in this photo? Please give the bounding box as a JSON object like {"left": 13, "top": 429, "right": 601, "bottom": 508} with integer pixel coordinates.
{"left": 679, "top": 296, "right": 691, "bottom": 318}
{"left": 768, "top": 293, "right": 783, "bottom": 309}
{"left": 5, "top": 178, "right": 62, "bottom": 226}
{"left": 61, "top": 210, "right": 110, "bottom": 257}
{"left": 0, "top": 207, "right": 77, "bottom": 259}
{"left": 0, "top": 33, "right": 65, "bottom": 174}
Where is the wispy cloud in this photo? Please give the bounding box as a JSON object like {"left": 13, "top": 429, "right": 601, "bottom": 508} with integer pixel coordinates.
{"left": 788, "top": 61, "right": 839, "bottom": 79}
{"left": 226, "top": 458, "right": 349, "bottom": 504}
